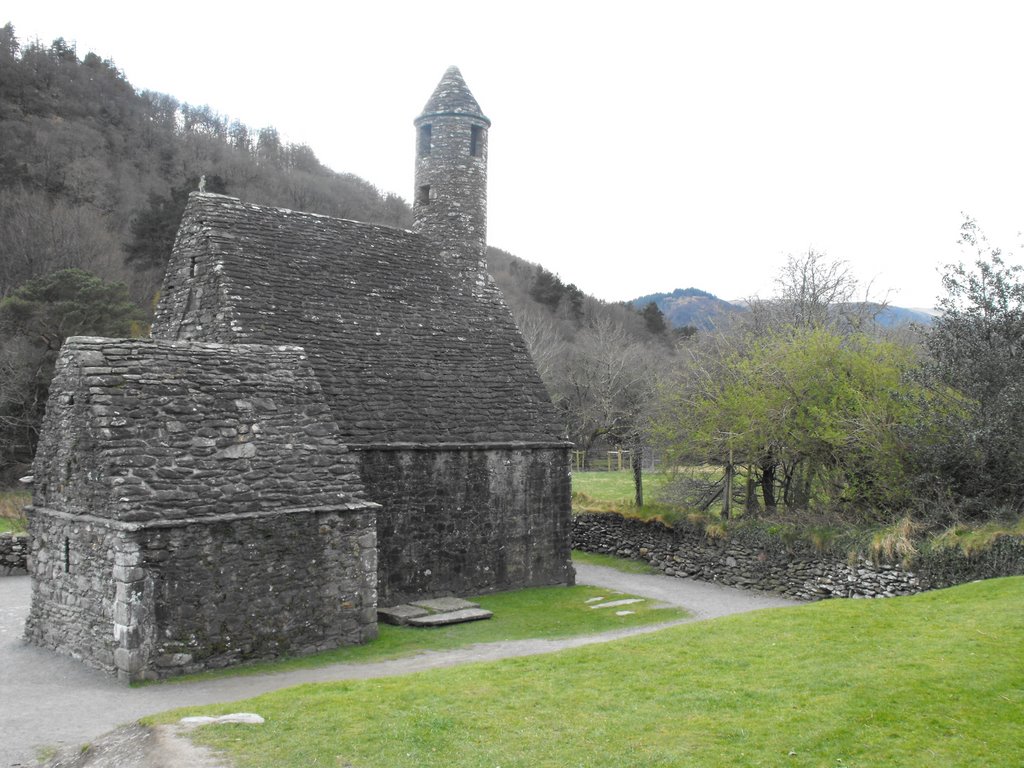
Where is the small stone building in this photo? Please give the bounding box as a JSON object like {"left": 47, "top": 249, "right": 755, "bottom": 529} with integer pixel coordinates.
{"left": 26, "top": 67, "right": 573, "bottom": 679}
{"left": 25, "top": 338, "right": 377, "bottom": 681}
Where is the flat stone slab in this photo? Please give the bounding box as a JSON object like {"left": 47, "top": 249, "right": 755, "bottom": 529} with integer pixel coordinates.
{"left": 377, "top": 605, "right": 430, "bottom": 626}
{"left": 590, "top": 598, "right": 645, "bottom": 610}
{"left": 405, "top": 607, "right": 493, "bottom": 627}
{"left": 409, "top": 597, "right": 480, "bottom": 612}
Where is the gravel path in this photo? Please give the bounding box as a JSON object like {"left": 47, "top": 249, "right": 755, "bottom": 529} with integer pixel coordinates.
{"left": 1, "top": 567, "right": 799, "bottom": 767}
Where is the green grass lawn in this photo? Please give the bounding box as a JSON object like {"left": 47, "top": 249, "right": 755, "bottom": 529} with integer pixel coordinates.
{"left": 0, "top": 490, "right": 28, "bottom": 534}
{"left": 146, "top": 583, "right": 685, "bottom": 684}
{"left": 572, "top": 470, "right": 682, "bottom": 523}
{"left": 571, "top": 549, "right": 660, "bottom": 575}
{"left": 155, "top": 576, "right": 1024, "bottom": 767}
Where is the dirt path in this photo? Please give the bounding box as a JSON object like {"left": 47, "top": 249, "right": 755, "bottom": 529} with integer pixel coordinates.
{"left": 1, "top": 568, "right": 799, "bottom": 767}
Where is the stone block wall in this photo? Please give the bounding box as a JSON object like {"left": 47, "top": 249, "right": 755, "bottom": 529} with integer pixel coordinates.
{"left": 0, "top": 532, "right": 28, "bottom": 574}
{"left": 573, "top": 512, "right": 1024, "bottom": 600}
{"left": 24, "top": 514, "right": 120, "bottom": 670}
{"left": 362, "top": 444, "right": 575, "bottom": 605}
{"left": 25, "top": 506, "right": 377, "bottom": 681}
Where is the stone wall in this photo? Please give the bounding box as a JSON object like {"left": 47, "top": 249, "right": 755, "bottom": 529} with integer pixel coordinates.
{"left": 24, "top": 514, "right": 120, "bottom": 670}
{"left": 361, "top": 444, "right": 575, "bottom": 605}
{"left": 573, "top": 512, "right": 1024, "bottom": 600}
{"left": 0, "top": 532, "right": 27, "bottom": 574}
{"left": 25, "top": 506, "right": 377, "bottom": 681}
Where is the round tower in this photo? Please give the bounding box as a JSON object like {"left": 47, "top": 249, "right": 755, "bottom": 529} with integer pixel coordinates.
{"left": 413, "top": 66, "right": 490, "bottom": 267}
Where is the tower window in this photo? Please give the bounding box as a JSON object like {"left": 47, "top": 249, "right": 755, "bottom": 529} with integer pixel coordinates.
{"left": 417, "top": 185, "right": 431, "bottom": 205}
{"left": 470, "top": 125, "right": 483, "bottom": 157}
{"left": 418, "top": 124, "right": 432, "bottom": 156}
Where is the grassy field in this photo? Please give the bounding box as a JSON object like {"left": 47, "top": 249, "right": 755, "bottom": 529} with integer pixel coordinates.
{"left": 146, "top": 582, "right": 685, "bottom": 684}
{"left": 572, "top": 470, "right": 683, "bottom": 523}
{"left": 156, "top": 576, "right": 1024, "bottom": 767}
{"left": 0, "top": 490, "right": 28, "bottom": 534}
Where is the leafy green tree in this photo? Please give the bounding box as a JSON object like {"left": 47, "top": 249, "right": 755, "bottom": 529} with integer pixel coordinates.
{"left": 0, "top": 269, "right": 141, "bottom": 467}
{"left": 656, "top": 327, "right": 937, "bottom": 515}
{"left": 921, "top": 218, "right": 1024, "bottom": 507}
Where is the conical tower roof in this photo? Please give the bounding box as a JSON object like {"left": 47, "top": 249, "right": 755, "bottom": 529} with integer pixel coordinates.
{"left": 418, "top": 66, "right": 490, "bottom": 125}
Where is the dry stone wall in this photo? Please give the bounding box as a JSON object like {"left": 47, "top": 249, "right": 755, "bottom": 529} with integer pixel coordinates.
{"left": 0, "top": 533, "right": 27, "bottom": 574}
{"left": 363, "top": 445, "right": 575, "bottom": 605}
{"left": 573, "top": 512, "right": 1024, "bottom": 599}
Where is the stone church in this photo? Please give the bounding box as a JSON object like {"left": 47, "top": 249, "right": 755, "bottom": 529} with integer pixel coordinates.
{"left": 25, "top": 67, "right": 574, "bottom": 681}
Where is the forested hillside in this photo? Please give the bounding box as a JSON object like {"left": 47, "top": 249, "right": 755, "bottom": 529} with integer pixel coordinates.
{"left": 0, "top": 23, "right": 409, "bottom": 304}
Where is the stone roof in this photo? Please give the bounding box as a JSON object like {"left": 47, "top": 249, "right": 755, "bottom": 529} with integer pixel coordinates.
{"left": 418, "top": 66, "right": 490, "bottom": 125}
{"left": 32, "top": 337, "right": 370, "bottom": 523}
{"left": 152, "top": 194, "right": 565, "bottom": 445}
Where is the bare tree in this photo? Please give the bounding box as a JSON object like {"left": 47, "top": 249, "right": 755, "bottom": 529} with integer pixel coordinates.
{"left": 746, "top": 249, "right": 887, "bottom": 334}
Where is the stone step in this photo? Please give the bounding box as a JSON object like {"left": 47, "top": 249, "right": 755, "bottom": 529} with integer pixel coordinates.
{"left": 405, "top": 607, "right": 494, "bottom": 627}
{"left": 409, "top": 597, "right": 480, "bottom": 613}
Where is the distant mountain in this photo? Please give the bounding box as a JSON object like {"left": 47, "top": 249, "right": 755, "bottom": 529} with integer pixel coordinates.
{"left": 630, "top": 288, "right": 744, "bottom": 331}
{"left": 872, "top": 305, "right": 936, "bottom": 327}
{"left": 631, "top": 289, "right": 936, "bottom": 331}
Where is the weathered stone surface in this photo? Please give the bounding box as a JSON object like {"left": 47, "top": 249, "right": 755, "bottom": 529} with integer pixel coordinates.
{"left": 364, "top": 446, "right": 575, "bottom": 605}
{"left": 409, "top": 597, "right": 480, "bottom": 612}
{"left": 406, "top": 607, "right": 493, "bottom": 627}
{"left": 590, "top": 598, "right": 645, "bottom": 610}
{"left": 0, "top": 532, "right": 28, "bottom": 575}
{"left": 377, "top": 604, "right": 430, "bottom": 625}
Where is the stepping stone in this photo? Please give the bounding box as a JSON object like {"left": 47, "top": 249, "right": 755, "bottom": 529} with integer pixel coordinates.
{"left": 406, "top": 607, "right": 493, "bottom": 627}
{"left": 584, "top": 596, "right": 605, "bottom": 604}
{"left": 591, "top": 598, "right": 645, "bottom": 610}
{"left": 377, "top": 604, "right": 430, "bottom": 626}
{"left": 409, "top": 597, "right": 480, "bottom": 613}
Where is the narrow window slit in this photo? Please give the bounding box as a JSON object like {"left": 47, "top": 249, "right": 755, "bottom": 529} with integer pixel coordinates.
{"left": 470, "top": 125, "right": 482, "bottom": 157}
{"left": 417, "top": 185, "right": 431, "bottom": 205}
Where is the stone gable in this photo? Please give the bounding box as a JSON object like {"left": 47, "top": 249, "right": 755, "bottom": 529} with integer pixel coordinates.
{"left": 153, "top": 194, "right": 563, "bottom": 446}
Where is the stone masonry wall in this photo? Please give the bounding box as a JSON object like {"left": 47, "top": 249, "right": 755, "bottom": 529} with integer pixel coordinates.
{"left": 362, "top": 445, "right": 575, "bottom": 605}
{"left": 25, "top": 505, "right": 376, "bottom": 681}
{"left": 138, "top": 507, "right": 376, "bottom": 680}
{"left": 25, "top": 513, "right": 120, "bottom": 672}
{"left": 574, "top": 512, "right": 1024, "bottom": 600}
{"left": 0, "top": 533, "right": 27, "bottom": 574}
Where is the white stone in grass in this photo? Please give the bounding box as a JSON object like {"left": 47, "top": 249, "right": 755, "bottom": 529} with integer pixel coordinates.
{"left": 591, "top": 598, "right": 645, "bottom": 610}
{"left": 615, "top": 611, "right": 636, "bottom": 616}
{"left": 584, "top": 597, "right": 605, "bottom": 604}
{"left": 180, "top": 713, "right": 265, "bottom": 726}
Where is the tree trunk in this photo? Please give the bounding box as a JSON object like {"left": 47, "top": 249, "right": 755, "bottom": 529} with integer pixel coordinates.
{"left": 722, "top": 462, "right": 734, "bottom": 519}
{"left": 760, "top": 462, "right": 777, "bottom": 511}
{"left": 745, "top": 467, "right": 760, "bottom": 515}
{"left": 631, "top": 442, "right": 644, "bottom": 508}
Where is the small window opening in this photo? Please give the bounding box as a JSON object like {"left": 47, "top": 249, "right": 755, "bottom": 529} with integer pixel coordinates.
{"left": 470, "top": 125, "right": 483, "bottom": 157}
{"left": 63, "top": 537, "right": 70, "bottom": 573}
{"left": 418, "top": 124, "right": 432, "bottom": 156}
{"left": 417, "top": 185, "right": 431, "bottom": 205}
{"left": 189, "top": 254, "right": 197, "bottom": 277}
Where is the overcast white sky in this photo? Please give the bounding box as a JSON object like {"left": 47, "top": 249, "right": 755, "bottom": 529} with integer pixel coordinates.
{"left": 6, "top": 1, "right": 1024, "bottom": 307}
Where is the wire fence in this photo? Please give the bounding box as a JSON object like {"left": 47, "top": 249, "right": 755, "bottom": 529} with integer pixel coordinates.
{"left": 571, "top": 448, "right": 661, "bottom": 472}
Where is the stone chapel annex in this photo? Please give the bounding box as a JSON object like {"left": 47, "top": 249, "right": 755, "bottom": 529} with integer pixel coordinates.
{"left": 25, "top": 67, "right": 575, "bottom": 681}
